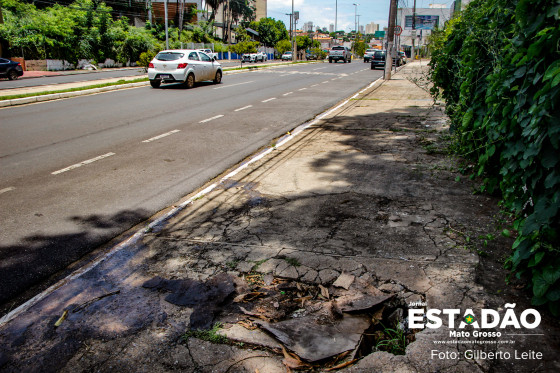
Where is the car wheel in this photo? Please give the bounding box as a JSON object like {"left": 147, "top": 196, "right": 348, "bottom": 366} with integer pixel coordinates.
{"left": 150, "top": 79, "right": 161, "bottom": 88}
{"left": 329, "top": 59, "right": 332, "bottom": 63}
{"left": 185, "top": 73, "right": 195, "bottom": 89}
{"left": 7, "top": 70, "right": 19, "bottom": 80}
{"left": 349, "top": 58, "right": 352, "bottom": 63}
{"left": 213, "top": 70, "right": 222, "bottom": 84}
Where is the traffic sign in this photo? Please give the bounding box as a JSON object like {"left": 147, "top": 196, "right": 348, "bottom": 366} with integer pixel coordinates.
{"left": 394, "top": 25, "right": 403, "bottom": 36}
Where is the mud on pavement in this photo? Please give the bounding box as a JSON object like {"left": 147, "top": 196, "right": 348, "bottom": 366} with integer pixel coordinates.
{"left": 0, "top": 62, "right": 558, "bottom": 372}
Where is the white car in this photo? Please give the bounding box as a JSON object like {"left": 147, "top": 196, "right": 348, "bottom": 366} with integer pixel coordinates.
{"left": 148, "top": 49, "right": 223, "bottom": 88}
{"left": 281, "top": 51, "right": 293, "bottom": 61}
{"left": 242, "top": 53, "right": 257, "bottom": 63}
{"left": 255, "top": 52, "right": 268, "bottom": 62}
{"left": 363, "top": 49, "right": 377, "bottom": 63}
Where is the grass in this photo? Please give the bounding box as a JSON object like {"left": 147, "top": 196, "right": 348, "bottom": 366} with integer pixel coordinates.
{"left": 374, "top": 323, "right": 408, "bottom": 355}
{"left": 183, "top": 322, "right": 228, "bottom": 344}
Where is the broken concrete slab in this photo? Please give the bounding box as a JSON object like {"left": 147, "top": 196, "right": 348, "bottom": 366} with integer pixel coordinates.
{"left": 217, "top": 323, "right": 283, "bottom": 350}
{"left": 333, "top": 272, "right": 356, "bottom": 290}
{"left": 257, "top": 313, "right": 371, "bottom": 362}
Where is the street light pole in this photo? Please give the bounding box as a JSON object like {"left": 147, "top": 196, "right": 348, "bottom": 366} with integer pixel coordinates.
{"left": 335, "top": 0, "right": 338, "bottom": 33}
{"left": 353, "top": 3, "right": 358, "bottom": 34}
{"left": 164, "top": 0, "right": 169, "bottom": 49}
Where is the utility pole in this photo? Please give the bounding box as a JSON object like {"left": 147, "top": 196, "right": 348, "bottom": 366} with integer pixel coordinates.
{"left": 412, "top": 0, "right": 416, "bottom": 60}
{"left": 384, "top": 0, "right": 397, "bottom": 80}
{"left": 292, "top": 0, "right": 296, "bottom": 61}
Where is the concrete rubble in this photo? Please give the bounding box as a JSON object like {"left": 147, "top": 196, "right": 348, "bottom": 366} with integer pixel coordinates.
{"left": 0, "top": 61, "right": 558, "bottom": 372}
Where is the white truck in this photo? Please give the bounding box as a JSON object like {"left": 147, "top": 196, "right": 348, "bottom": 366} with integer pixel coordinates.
{"left": 329, "top": 46, "right": 352, "bottom": 63}
{"left": 242, "top": 52, "right": 268, "bottom": 63}
{"left": 198, "top": 49, "right": 218, "bottom": 60}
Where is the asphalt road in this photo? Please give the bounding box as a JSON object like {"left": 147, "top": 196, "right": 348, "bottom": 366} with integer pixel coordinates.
{"left": 0, "top": 61, "right": 382, "bottom": 312}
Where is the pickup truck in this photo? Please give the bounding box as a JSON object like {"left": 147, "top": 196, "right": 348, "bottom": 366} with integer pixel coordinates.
{"left": 242, "top": 52, "right": 267, "bottom": 63}
{"left": 198, "top": 49, "right": 218, "bottom": 60}
{"left": 329, "top": 46, "right": 352, "bottom": 63}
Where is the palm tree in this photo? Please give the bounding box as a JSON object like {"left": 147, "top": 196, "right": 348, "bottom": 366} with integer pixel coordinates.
{"left": 206, "top": 0, "right": 223, "bottom": 22}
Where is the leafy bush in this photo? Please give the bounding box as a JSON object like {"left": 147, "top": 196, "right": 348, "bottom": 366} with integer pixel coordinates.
{"left": 429, "top": 0, "right": 560, "bottom": 314}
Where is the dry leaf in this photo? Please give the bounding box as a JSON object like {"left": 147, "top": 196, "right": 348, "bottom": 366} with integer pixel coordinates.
{"left": 325, "top": 359, "right": 358, "bottom": 371}
{"left": 371, "top": 306, "right": 385, "bottom": 325}
{"left": 54, "top": 309, "right": 68, "bottom": 327}
{"left": 281, "top": 346, "right": 309, "bottom": 369}
{"left": 319, "top": 285, "right": 330, "bottom": 299}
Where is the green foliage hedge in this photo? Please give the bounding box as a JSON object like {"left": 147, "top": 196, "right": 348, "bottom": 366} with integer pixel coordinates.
{"left": 429, "top": 0, "right": 560, "bottom": 314}
{"left": 0, "top": 0, "right": 224, "bottom": 65}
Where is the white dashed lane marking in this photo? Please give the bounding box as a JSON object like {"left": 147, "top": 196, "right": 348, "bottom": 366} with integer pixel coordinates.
{"left": 52, "top": 153, "right": 115, "bottom": 175}
{"left": 283, "top": 92, "right": 294, "bottom": 96}
{"left": 234, "top": 105, "right": 253, "bottom": 112}
{"left": 262, "top": 98, "right": 277, "bottom": 103}
{"left": 142, "top": 130, "right": 181, "bottom": 143}
{"left": 213, "top": 81, "right": 254, "bottom": 90}
{"left": 0, "top": 187, "right": 15, "bottom": 195}
{"left": 199, "top": 115, "right": 224, "bottom": 123}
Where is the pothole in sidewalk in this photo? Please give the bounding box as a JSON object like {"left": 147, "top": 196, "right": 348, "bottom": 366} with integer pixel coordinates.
{"left": 142, "top": 271, "right": 422, "bottom": 369}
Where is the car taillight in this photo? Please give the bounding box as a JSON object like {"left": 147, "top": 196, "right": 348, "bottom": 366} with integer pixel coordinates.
{"left": 148, "top": 63, "right": 154, "bottom": 68}
{"left": 177, "top": 63, "right": 188, "bottom": 69}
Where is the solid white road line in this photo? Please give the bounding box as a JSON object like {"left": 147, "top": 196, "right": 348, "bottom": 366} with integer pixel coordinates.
{"left": 262, "top": 98, "right": 276, "bottom": 103}
{"left": 0, "top": 187, "right": 15, "bottom": 195}
{"left": 213, "top": 81, "right": 254, "bottom": 90}
{"left": 142, "top": 130, "right": 181, "bottom": 143}
{"left": 283, "top": 92, "right": 294, "bottom": 96}
{"left": 199, "top": 115, "right": 224, "bottom": 123}
{"left": 234, "top": 105, "right": 253, "bottom": 112}
{"left": 52, "top": 153, "right": 115, "bottom": 175}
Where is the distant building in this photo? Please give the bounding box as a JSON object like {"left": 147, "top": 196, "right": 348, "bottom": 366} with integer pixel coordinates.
{"left": 365, "top": 22, "right": 379, "bottom": 34}
{"left": 329, "top": 24, "right": 334, "bottom": 33}
{"left": 359, "top": 25, "right": 364, "bottom": 34}
{"left": 303, "top": 21, "right": 314, "bottom": 32}
{"left": 254, "top": 0, "right": 267, "bottom": 21}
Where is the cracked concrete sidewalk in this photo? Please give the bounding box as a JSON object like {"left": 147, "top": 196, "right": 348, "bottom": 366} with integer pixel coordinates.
{"left": 0, "top": 61, "right": 558, "bottom": 372}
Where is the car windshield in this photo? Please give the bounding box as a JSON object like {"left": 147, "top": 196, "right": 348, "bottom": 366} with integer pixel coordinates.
{"left": 332, "top": 46, "right": 344, "bottom": 50}
{"left": 374, "top": 51, "right": 385, "bottom": 57}
{"left": 285, "top": 52, "right": 292, "bottom": 55}
{"left": 156, "top": 52, "right": 184, "bottom": 61}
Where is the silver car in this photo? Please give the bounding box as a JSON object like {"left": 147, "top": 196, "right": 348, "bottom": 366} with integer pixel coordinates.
{"left": 148, "top": 49, "right": 223, "bottom": 88}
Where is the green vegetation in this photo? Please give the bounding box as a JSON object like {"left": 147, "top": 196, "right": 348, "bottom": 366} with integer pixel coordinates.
{"left": 429, "top": 0, "right": 560, "bottom": 314}
{"left": 0, "top": 0, "right": 225, "bottom": 65}
{"left": 184, "top": 322, "right": 228, "bottom": 344}
{"left": 374, "top": 323, "right": 407, "bottom": 355}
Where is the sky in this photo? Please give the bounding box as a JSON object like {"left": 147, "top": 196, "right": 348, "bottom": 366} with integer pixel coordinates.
{"left": 267, "top": 0, "right": 454, "bottom": 32}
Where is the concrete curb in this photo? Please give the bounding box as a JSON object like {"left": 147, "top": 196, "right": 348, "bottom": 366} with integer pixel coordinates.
{"left": 0, "top": 81, "right": 149, "bottom": 108}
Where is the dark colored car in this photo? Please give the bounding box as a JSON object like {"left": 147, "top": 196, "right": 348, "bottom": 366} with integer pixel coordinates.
{"left": 0, "top": 58, "right": 24, "bottom": 80}
{"left": 370, "top": 50, "right": 402, "bottom": 70}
